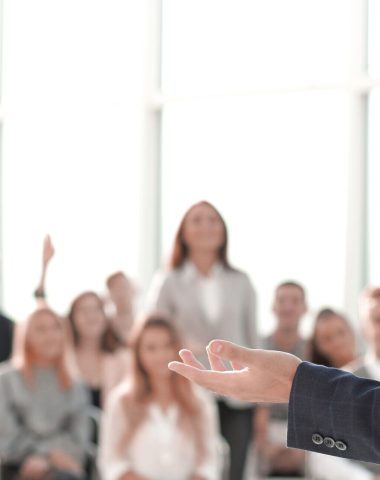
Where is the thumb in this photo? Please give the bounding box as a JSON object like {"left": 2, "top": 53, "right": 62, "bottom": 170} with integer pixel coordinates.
{"left": 208, "top": 340, "right": 253, "bottom": 367}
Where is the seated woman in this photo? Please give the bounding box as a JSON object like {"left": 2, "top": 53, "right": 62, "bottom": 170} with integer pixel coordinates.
{"left": 33, "top": 235, "right": 128, "bottom": 410}
{"left": 0, "top": 308, "right": 89, "bottom": 480}
{"left": 99, "top": 314, "right": 220, "bottom": 480}
{"left": 308, "top": 307, "right": 357, "bottom": 368}
{"left": 105, "top": 271, "right": 136, "bottom": 343}
{"left": 67, "top": 291, "right": 128, "bottom": 410}
{"left": 306, "top": 307, "right": 365, "bottom": 480}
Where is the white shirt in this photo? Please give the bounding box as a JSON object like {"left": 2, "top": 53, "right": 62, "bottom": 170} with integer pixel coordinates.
{"left": 364, "top": 350, "right": 380, "bottom": 380}
{"left": 182, "top": 261, "right": 223, "bottom": 325}
{"left": 99, "top": 386, "right": 221, "bottom": 480}
{"left": 307, "top": 451, "right": 373, "bottom": 480}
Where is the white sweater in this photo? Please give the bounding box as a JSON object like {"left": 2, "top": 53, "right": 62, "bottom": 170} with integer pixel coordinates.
{"left": 99, "top": 385, "right": 221, "bottom": 480}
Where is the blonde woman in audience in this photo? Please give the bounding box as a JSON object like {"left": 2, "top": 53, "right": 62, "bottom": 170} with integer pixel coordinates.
{"left": 67, "top": 291, "right": 128, "bottom": 409}
{"left": 307, "top": 290, "right": 380, "bottom": 480}
{"left": 148, "top": 200, "right": 257, "bottom": 480}
{"left": 0, "top": 308, "right": 89, "bottom": 480}
{"left": 99, "top": 314, "right": 220, "bottom": 480}
{"left": 33, "top": 235, "right": 128, "bottom": 409}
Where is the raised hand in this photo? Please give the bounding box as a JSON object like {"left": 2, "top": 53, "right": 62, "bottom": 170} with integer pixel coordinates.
{"left": 19, "top": 455, "right": 50, "bottom": 479}
{"left": 168, "top": 340, "right": 301, "bottom": 404}
{"left": 42, "top": 234, "right": 55, "bottom": 267}
{"left": 49, "top": 449, "right": 82, "bottom": 475}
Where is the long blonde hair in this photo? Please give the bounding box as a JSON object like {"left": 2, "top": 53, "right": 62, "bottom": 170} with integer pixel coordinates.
{"left": 12, "top": 308, "right": 74, "bottom": 390}
{"left": 119, "top": 314, "right": 207, "bottom": 462}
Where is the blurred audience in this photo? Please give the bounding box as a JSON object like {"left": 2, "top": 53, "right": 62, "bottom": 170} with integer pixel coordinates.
{"left": 67, "top": 291, "right": 128, "bottom": 409}
{"left": 2, "top": 227, "right": 374, "bottom": 480}
{"left": 0, "top": 308, "right": 89, "bottom": 480}
{"left": 148, "top": 201, "right": 257, "bottom": 480}
{"left": 254, "top": 281, "right": 308, "bottom": 477}
{"left": 99, "top": 314, "right": 220, "bottom": 480}
{"left": 307, "top": 289, "right": 380, "bottom": 480}
{"left": 105, "top": 271, "right": 135, "bottom": 342}
{"left": 309, "top": 307, "right": 357, "bottom": 368}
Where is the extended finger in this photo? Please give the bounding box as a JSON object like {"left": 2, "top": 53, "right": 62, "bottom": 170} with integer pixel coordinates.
{"left": 179, "top": 349, "right": 206, "bottom": 370}
{"left": 206, "top": 345, "right": 227, "bottom": 371}
{"left": 208, "top": 339, "right": 254, "bottom": 366}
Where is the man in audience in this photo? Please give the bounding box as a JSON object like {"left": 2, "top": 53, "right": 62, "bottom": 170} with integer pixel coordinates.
{"left": 255, "top": 281, "right": 308, "bottom": 477}
{"left": 264, "top": 281, "right": 308, "bottom": 359}
{"left": 0, "top": 310, "right": 14, "bottom": 363}
{"left": 105, "top": 271, "right": 135, "bottom": 341}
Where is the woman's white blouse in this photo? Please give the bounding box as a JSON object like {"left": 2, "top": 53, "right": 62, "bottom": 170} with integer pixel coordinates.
{"left": 182, "top": 261, "right": 223, "bottom": 325}
{"left": 307, "top": 452, "right": 372, "bottom": 480}
{"left": 99, "top": 386, "right": 220, "bottom": 480}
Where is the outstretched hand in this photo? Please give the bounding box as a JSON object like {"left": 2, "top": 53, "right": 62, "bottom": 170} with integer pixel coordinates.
{"left": 168, "top": 340, "right": 301, "bottom": 404}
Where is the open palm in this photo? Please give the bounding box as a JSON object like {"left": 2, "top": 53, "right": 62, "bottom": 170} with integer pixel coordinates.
{"left": 169, "top": 340, "right": 301, "bottom": 404}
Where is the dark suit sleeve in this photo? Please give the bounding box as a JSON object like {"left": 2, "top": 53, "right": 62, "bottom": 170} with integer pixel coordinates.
{"left": 287, "top": 361, "right": 380, "bottom": 464}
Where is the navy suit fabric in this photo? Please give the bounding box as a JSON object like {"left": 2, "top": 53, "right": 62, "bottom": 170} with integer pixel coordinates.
{"left": 287, "top": 361, "right": 380, "bottom": 464}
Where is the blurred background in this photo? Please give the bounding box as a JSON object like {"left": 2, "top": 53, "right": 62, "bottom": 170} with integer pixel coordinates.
{"left": 0, "top": 0, "right": 379, "bottom": 334}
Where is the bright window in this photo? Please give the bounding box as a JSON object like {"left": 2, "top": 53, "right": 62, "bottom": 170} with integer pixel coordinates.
{"left": 161, "top": 92, "right": 349, "bottom": 333}
{"left": 162, "top": 0, "right": 351, "bottom": 94}
{"left": 161, "top": 1, "right": 359, "bottom": 333}
{"left": 368, "top": 89, "right": 380, "bottom": 284}
{"left": 1, "top": 0, "right": 146, "bottom": 318}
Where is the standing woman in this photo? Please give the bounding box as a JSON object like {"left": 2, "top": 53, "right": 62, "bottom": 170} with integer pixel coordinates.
{"left": 0, "top": 308, "right": 89, "bottom": 480}
{"left": 148, "top": 200, "right": 257, "bottom": 480}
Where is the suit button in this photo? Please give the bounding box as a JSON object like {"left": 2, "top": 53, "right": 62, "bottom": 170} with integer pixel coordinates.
{"left": 312, "top": 433, "right": 324, "bottom": 445}
{"left": 324, "top": 436, "right": 335, "bottom": 448}
{"left": 335, "top": 440, "right": 347, "bottom": 451}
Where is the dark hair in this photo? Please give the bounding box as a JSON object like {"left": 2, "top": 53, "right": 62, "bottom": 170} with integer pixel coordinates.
{"left": 67, "top": 291, "right": 124, "bottom": 353}
{"left": 308, "top": 308, "right": 351, "bottom": 367}
{"left": 275, "top": 281, "right": 306, "bottom": 301}
{"left": 169, "top": 200, "right": 231, "bottom": 269}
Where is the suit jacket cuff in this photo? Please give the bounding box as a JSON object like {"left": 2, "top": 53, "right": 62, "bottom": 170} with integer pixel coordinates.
{"left": 287, "top": 361, "right": 380, "bottom": 464}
